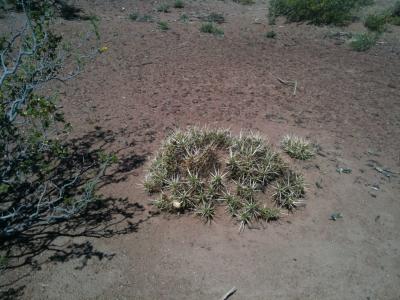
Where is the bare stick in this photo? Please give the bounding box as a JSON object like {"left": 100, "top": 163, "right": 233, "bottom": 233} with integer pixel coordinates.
{"left": 220, "top": 287, "right": 237, "bottom": 300}
{"left": 277, "top": 78, "right": 298, "bottom": 96}
{"left": 134, "top": 62, "right": 153, "bottom": 67}
{"left": 277, "top": 77, "right": 290, "bottom": 85}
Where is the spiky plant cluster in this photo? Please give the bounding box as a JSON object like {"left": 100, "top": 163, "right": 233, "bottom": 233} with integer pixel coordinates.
{"left": 228, "top": 133, "right": 285, "bottom": 185}
{"left": 144, "top": 128, "right": 306, "bottom": 230}
{"left": 281, "top": 135, "right": 315, "bottom": 160}
{"left": 195, "top": 202, "right": 215, "bottom": 224}
{"left": 273, "top": 171, "right": 305, "bottom": 210}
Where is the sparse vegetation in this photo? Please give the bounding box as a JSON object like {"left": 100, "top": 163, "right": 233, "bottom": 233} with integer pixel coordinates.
{"left": 389, "top": 1, "right": 400, "bottom": 25}
{"left": 157, "top": 21, "right": 170, "bottom": 31}
{"left": 260, "top": 206, "right": 281, "bottom": 221}
{"left": 144, "top": 128, "right": 306, "bottom": 231}
{"left": 0, "top": 255, "right": 8, "bottom": 269}
{"left": 157, "top": 3, "right": 171, "bottom": 13}
{"left": 268, "top": 0, "right": 373, "bottom": 25}
{"left": 139, "top": 14, "right": 154, "bottom": 22}
{"left": 393, "top": 0, "right": 400, "bottom": 16}
{"left": 281, "top": 135, "right": 314, "bottom": 160}
{"left": 349, "top": 32, "right": 378, "bottom": 51}
{"left": 325, "top": 30, "right": 353, "bottom": 41}
{"left": 174, "top": 0, "right": 185, "bottom": 9}
{"left": 391, "top": 15, "right": 400, "bottom": 25}
{"left": 234, "top": 0, "right": 255, "bottom": 5}
{"left": 129, "top": 12, "right": 153, "bottom": 22}
{"left": 129, "top": 11, "right": 139, "bottom": 21}
{"left": 206, "top": 12, "right": 225, "bottom": 24}
{"left": 200, "top": 22, "right": 224, "bottom": 35}
{"left": 180, "top": 13, "right": 189, "bottom": 22}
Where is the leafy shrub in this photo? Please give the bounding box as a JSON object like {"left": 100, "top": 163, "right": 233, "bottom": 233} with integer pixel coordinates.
{"left": 200, "top": 22, "right": 224, "bottom": 35}
{"left": 268, "top": 0, "right": 373, "bottom": 25}
{"left": 349, "top": 32, "right": 378, "bottom": 51}
{"left": 0, "top": 1, "right": 115, "bottom": 238}
{"left": 1, "top": 0, "right": 85, "bottom": 20}
{"left": 364, "top": 13, "right": 388, "bottom": 32}
{"left": 144, "top": 128, "right": 306, "bottom": 231}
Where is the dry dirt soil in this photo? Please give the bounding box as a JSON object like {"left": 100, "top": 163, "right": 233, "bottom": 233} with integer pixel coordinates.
{"left": 2, "top": 0, "right": 400, "bottom": 299}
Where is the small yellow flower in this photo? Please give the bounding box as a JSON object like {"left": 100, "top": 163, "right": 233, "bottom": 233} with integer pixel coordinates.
{"left": 98, "top": 46, "right": 108, "bottom": 53}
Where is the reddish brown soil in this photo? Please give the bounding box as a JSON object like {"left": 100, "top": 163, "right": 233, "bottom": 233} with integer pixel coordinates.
{"left": 2, "top": 0, "right": 400, "bottom": 299}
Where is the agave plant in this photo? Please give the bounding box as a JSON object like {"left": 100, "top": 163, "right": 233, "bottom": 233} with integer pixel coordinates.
{"left": 195, "top": 202, "right": 215, "bottom": 223}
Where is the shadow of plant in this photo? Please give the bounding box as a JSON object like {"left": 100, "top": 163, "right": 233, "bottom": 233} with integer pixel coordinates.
{"left": 0, "top": 286, "right": 25, "bottom": 300}
{"left": 0, "top": 127, "right": 149, "bottom": 297}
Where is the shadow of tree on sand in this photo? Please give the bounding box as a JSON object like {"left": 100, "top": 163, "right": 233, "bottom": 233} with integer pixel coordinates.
{"left": 0, "top": 127, "right": 152, "bottom": 298}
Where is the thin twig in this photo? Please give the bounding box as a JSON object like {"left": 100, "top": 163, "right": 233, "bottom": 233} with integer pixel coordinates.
{"left": 277, "top": 77, "right": 298, "bottom": 96}
{"left": 134, "top": 62, "right": 153, "bottom": 67}
{"left": 220, "top": 287, "right": 237, "bottom": 300}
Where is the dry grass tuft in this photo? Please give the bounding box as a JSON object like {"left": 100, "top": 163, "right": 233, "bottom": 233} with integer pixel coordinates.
{"left": 281, "top": 135, "right": 314, "bottom": 160}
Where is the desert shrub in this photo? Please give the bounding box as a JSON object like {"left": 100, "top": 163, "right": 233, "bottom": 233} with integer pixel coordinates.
{"left": 0, "top": 255, "right": 8, "bottom": 270}
{"left": 206, "top": 12, "right": 225, "bottom": 24}
{"left": 391, "top": 16, "right": 400, "bottom": 25}
{"left": 129, "top": 11, "right": 139, "bottom": 20}
{"left": 349, "top": 32, "right": 378, "bottom": 51}
{"left": 268, "top": 0, "right": 373, "bottom": 25}
{"left": 157, "top": 21, "right": 169, "bottom": 30}
{"left": 233, "top": 0, "right": 255, "bottom": 5}
{"left": 281, "top": 135, "right": 314, "bottom": 160}
{"left": 391, "top": 15, "right": 400, "bottom": 25}
{"left": 200, "top": 22, "right": 224, "bottom": 35}
{"left": 144, "top": 128, "right": 306, "bottom": 231}
{"left": 1, "top": 0, "right": 86, "bottom": 20}
{"left": 180, "top": 13, "right": 189, "bottom": 22}
{"left": 389, "top": 1, "right": 400, "bottom": 25}
{"left": 364, "top": 13, "right": 388, "bottom": 32}
{"left": 139, "top": 14, "right": 154, "bottom": 22}
{"left": 156, "top": 3, "right": 170, "bottom": 13}
{"left": 265, "top": 30, "right": 277, "bottom": 38}
{"left": 129, "top": 12, "right": 153, "bottom": 22}
{"left": 393, "top": 0, "right": 400, "bottom": 16}
{"left": 174, "top": 0, "right": 185, "bottom": 8}
{"left": 0, "top": 1, "right": 115, "bottom": 237}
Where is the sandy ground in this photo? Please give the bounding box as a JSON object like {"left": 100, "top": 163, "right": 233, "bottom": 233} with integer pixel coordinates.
{"left": 1, "top": 0, "right": 400, "bottom": 299}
